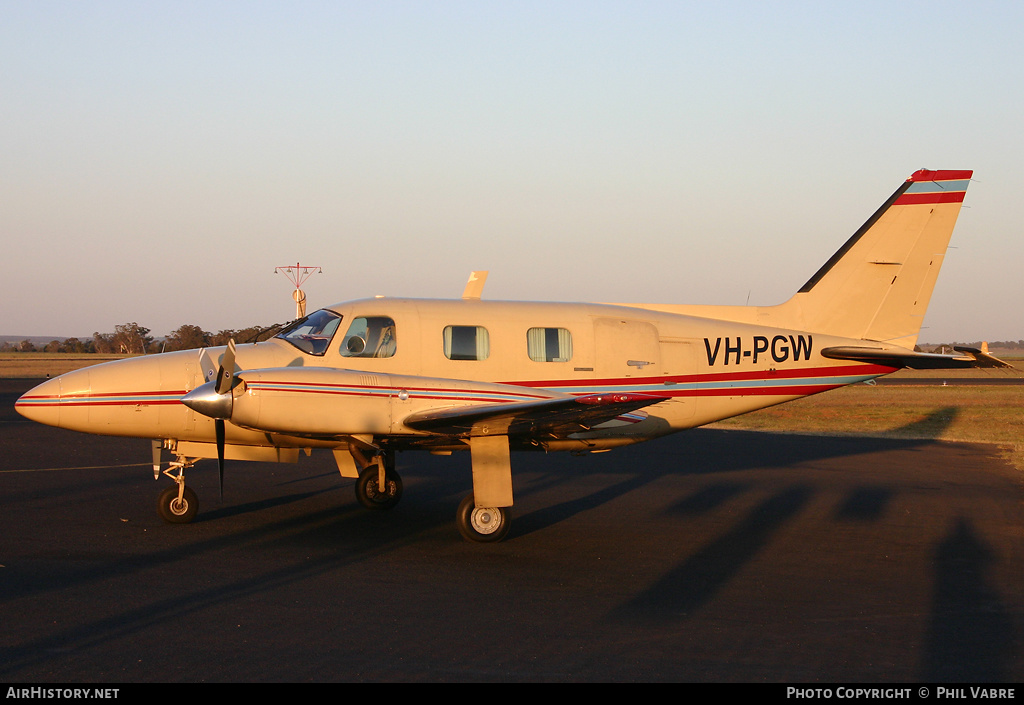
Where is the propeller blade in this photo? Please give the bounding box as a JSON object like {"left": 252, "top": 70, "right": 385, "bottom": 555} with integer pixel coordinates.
{"left": 216, "top": 418, "right": 225, "bottom": 501}
{"left": 215, "top": 339, "right": 237, "bottom": 395}
{"left": 197, "top": 348, "right": 217, "bottom": 384}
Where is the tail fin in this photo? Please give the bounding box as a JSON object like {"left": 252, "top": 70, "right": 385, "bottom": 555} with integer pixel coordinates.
{"left": 775, "top": 169, "right": 972, "bottom": 348}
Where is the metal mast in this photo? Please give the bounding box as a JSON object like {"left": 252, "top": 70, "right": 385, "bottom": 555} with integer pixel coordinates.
{"left": 274, "top": 263, "right": 322, "bottom": 319}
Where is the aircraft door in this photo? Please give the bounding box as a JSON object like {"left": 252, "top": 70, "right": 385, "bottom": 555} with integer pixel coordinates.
{"left": 593, "top": 318, "right": 661, "bottom": 378}
{"left": 659, "top": 339, "right": 696, "bottom": 420}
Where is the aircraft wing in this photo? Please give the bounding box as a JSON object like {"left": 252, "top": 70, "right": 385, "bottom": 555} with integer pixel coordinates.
{"left": 821, "top": 345, "right": 1014, "bottom": 369}
{"left": 402, "top": 392, "right": 669, "bottom": 437}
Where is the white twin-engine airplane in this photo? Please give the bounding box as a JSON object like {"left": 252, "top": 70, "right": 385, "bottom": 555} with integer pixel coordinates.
{"left": 17, "top": 169, "right": 1005, "bottom": 542}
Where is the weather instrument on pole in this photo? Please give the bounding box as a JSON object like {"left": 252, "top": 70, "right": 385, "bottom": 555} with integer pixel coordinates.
{"left": 274, "top": 263, "right": 322, "bottom": 319}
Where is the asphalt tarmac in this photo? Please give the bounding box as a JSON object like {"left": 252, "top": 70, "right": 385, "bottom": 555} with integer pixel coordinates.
{"left": 2, "top": 378, "right": 1022, "bottom": 682}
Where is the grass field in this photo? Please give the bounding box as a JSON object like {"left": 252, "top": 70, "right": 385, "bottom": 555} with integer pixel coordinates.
{"left": 0, "top": 353, "right": 134, "bottom": 378}
{"left": 5, "top": 352, "right": 1023, "bottom": 470}
{"left": 709, "top": 373, "right": 1024, "bottom": 470}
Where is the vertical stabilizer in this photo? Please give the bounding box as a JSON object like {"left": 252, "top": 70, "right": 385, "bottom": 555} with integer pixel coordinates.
{"left": 776, "top": 169, "right": 972, "bottom": 348}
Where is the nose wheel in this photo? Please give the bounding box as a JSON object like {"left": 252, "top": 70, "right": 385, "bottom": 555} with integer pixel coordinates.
{"left": 157, "top": 485, "right": 198, "bottom": 523}
{"left": 155, "top": 455, "right": 200, "bottom": 524}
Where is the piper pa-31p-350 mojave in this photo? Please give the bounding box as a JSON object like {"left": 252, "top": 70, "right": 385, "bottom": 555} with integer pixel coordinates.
{"left": 17, "top": 169, "right": 1008, "bottom": 542}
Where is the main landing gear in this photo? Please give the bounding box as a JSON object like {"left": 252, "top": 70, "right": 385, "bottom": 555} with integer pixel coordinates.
{"left": 354, "top": 458, "right": 403, "bottom": 510}
{"left": 348, "top": 448, "right": 511, "bottom": 542}
{"left": 455, "top": 494, "right": 511, "bottom": 543}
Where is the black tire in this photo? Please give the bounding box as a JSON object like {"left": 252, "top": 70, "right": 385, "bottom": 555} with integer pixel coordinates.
{"left": 157, "top": 485, "right": 198, "bottom": 524}
{"left": 456, "top": 494, "right": 511, "bottom": 543}
{"left": 355, "top": 464, "right": 403, "bottom": 510}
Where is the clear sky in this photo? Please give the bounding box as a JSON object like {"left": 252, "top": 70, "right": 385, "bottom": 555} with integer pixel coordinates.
{"left": 3, "top": 1, "right": 1021, "bottom": 344}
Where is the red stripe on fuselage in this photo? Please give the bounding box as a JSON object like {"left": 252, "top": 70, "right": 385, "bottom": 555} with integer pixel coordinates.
{"left": 675, "top": 384, "right": 840, "bottom": 397}
{"left": 20, "top": 363, "right": 890, "bottom": 411}
{"left": 509, "top": 363, "right": 895, "bottom": 390}
{"left": 254, "top": 380, "right": 551, "bottom": 402}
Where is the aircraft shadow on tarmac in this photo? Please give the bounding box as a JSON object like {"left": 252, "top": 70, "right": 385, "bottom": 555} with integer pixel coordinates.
{"left": 505, "top": 405, "right": 1015, "bottom": 680}
{"left": 512, "top": 405, "right": 965, "bottom": 534}
{"left": 925, "top": 517, "right": 1015, "bottom": 681}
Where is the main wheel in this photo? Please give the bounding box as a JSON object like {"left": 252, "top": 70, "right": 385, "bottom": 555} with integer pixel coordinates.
{"left": 355, "top": 464, "right": 403, "bottom": 510}
{"left": 456, "top": 494, "right": 511, "bottom": 543}
{"left": 157, "top": 485, "right": 198, "bottom": 524}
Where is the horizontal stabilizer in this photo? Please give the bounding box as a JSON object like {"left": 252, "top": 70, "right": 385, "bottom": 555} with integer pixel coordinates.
{"left": 952, "top": 346, "right": 1016, "bottom": 369}
{"left": 821, "top": 345, "right": 1013, "bottom": 370}
{"left": 403, "top": 393, "right": 668, "bottom": 437}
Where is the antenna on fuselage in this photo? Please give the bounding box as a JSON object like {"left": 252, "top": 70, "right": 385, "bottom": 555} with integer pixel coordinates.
{"left": 462, "top": 271, "right": 488, "bottom": 300}
{"left": 274, "top": 262, "right": 322, "bottom": 318}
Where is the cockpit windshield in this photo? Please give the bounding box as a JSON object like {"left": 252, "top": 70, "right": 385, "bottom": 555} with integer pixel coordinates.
{"left": 274, "top": 309, "right": 342, "bottom": 355}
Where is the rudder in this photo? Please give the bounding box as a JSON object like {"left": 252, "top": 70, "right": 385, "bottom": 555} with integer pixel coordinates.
{"left": 775, "top": 169, "right": 972, "bottom": 349}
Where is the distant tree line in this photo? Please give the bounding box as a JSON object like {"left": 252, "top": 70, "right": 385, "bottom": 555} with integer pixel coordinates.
{"left": 1, "top": 321, "right": 287, "bottom": 354}
{"left": 922, "top": 340, "right": 1024, "bottom": 352}
{"left": 4, "top": 327, "right": 1022, "bottom": 355}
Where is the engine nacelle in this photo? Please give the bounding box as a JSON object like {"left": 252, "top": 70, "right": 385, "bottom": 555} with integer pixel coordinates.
{"left": 232, "top": 367, "right": 394, "bottom": 436}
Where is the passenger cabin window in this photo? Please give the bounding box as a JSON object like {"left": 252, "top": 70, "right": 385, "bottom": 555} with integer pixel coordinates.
{"left": 340, "top": 316, "right": 397, "bottom": 358}
{"left": 444, "top": 325, "right": 490, "bottom": 361}
{"left": 275, "top": 309, "right": 342, "bottom": 356}
{"left": 527, "top": 327, "right": 573, "bottom": 362}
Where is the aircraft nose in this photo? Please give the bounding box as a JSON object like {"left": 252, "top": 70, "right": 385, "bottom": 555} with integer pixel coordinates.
{"left": 15, "top": 376, "right": 64, "bottom": 427}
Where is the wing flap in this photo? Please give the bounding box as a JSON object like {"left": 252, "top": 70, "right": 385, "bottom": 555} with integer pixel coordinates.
{"left": 403, "top": 392, "right": 669, "bottom": 437}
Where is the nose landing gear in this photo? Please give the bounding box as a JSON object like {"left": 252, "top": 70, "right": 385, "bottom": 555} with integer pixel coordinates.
{"left": 157, "top": 484, "right": 198, "bottom": 523}
{"left": 156, "top": 456, "right": 199, "bottom": 524}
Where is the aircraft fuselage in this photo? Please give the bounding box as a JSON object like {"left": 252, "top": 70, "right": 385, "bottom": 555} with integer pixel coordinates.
{"left": 16, "top": 297, "right": 894, "bottom": 457}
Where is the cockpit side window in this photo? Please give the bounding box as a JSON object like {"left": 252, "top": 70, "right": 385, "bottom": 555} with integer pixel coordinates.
{"left": 340, "top": 316, "right": 397, "bottom": 358}
{"left": 274, "top": 309, "right": 342, "bottom": 356}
